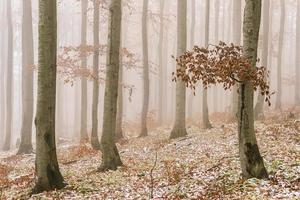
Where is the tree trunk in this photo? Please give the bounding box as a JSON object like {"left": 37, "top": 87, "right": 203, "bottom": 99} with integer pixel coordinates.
{"left": 231, "top": 0, "right": 242, "bottom": 120}
{"left": 0, "top": 1, "right": 5, "bottom": 145}
{"left": 18, "top": 0, "right": 34, "bottom": 154}
{"left": 295, "top": 0, "right": 300, "bottom": 106}
{"left": 169, "top": 0, "right": 188, "bottom": 139}
{"left": 275, "top": 0, "right": 285, "bottom": 110}
{"left": 157, "top": 0, "right": 165, "bottom": 126}
{"left": 239, "top": 0, "right": 268, "bottom": 179}
{"left": 140, "top": 0, "right": 150, "bottom": 137}
{"left": 254, "top": 0, "right": 270, "bottom": 120}
{"left": 80, "top": 0, "right": 88, "bottom": 142}
{"left": 213, "top": 0, "right": 220, "bottom": 113}
{"left": 99, "top": 0, "right": 123, "bottom": 171}
{"left": 34, "top": 0, "right": 65, "bottom": 192}
{"left": 115, "top": 58, "right": 124, "bottom": 141}
{"left": 3, "top": 0, "right": 13, "bottom": 151}
{"left": 202, "top": 0, "right": 212, "bottom": 129}
{"left": 91, "top": 1, "right": 101, "bottom": 150}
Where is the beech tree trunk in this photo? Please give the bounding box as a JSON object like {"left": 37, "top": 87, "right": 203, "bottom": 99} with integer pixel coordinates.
{"left": 296, "top": 0, "right": 300, "bottom": 106}
{"left": 213, "top": 0, "right": 220, "bottom": 113}
{"left": 91, "top": 1, "right": 101, "bottom": 150}
{"left": 99, "top": 0, "right": 123, "bottom": 171}
{"left": 254, "top": 0, "right": 270, "bottom": 119}
{"left": 275, "top": 0, "right": 285, "bottom": 110}
{"left": 169, "top": 0, "right": 188, "bottom": 139}
{"left": 3, "top": 0, "right": 13, "bottom": 151}
{"left": 34, "top": 0, "right": 65, "bottom": 192}
{"left": 238, "top": 0, "right": 268, "bottom": 179}
{"left": 140, "top": 0, "right": 150, "bottom": 137}
{"left": 0, "top": 2, "right": 5, "bottom": 143}
{"left": 231, "top": 0, "right": 242, "bottom": 119}
{"left": 202, "top": 0, "right": 212, "bottom": 129}
{"left": 80, "top": 0, "right": 88, "bottom": 142}
{"left": 157, "top": 0, "right": 165, "bottom": 126}
{"left": 18, "top": 0, "right": 34, "bottom": 154}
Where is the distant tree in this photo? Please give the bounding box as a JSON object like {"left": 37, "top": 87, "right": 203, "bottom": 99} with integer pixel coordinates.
{"left": 34, "top": 0, "right": 65, "bottom": 192}
{"left": 169, "top": 0, "right": 188, "bottom": 139}
{"left": 3, "top": 0, "right": 13, "bottom": 151}
{"left": 80, "top": 0, "right": 88, "bottom": 142}
{"left": 91, "top": 0, "right": 101, "bottom": 150}
{"left": 295, "top": 0, "right": 300, "bottom": 106}
{"left": 140, "top": 0, "right": 150, "bottom": 137}
{"left": 99, "top": 0, "right": 123, "bottom": 171}
{"left": 18, "top": 0, "right": 34, "bottom": 154}
{"left": 275, "top": 0, "right": 285, "bottom": 110}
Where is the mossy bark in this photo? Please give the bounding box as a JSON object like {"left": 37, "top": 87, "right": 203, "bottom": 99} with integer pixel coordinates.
{"left": 99, "top": 0, "right": 123, "bottom": 171}
{"left": 34, "top": 0, "right": 65, "bottom": 192}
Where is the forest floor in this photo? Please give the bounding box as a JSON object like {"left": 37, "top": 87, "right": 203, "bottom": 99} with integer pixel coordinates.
{"left": 0, "top": 111, "right": 299, "bottom": 200}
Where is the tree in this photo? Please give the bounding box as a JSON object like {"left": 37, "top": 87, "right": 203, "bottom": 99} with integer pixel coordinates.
{"left": 254, "top": 0, "right": 270, "bottom": 119}
{"left": 275, "top": 0, "right": 285, "bottom": 110}
{"left": 213, "top": 0, "right": 220, "bottom": 113}
{"left": 238, "top": 0, "right": 268, "bottom": 179}
{"left": 295, "top": 0, "right": 300, "bottom": 106}
{"left": 140, "top": 0, "right": 150, "bottom": 137}
{"left": 80, "top": 0, "right": 88, "bottom": 142}
{"left": 91, "top": 0, "right": 101, "bottom": 150}
{"left": 3, "top": 0, "right": 13, "bottom": 151}
{"left": 202, "top": 0, "right": 212, "bottom": 129}
{"left": 18, "top": 0, "right": 34, "bottom": 154}
{"left": 157, "top": 0, "right": 165, "bottom": 125}
{"left": 169, "top": 0, "right": 188, "bottom": 139}
{"left": 231, "top": 0, "right": 242, "bottom": 119}
{"left": 99, "top": 0, "right": 123, "bottom": 171}
{"left": 34, "top": 0, "right": 65, "bottom": 192}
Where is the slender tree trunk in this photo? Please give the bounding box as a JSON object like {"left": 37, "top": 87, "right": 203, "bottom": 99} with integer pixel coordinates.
{"left": 231, "top": 0, "right": 242, "bottom": 119}
{"left": 170, "top": 0, "right": 188, "bottom": 139}
{"left": 187, "top": 0, "right": 195, "bottom": 119}
{"left": 3, "top": 0, "right": 13, "bottom": 151}
{"left": 157, "top": 0, "right": 165, "bottom": 126}
{"left": 18, "top": 0, "right": 34, "bottom": 154}
{"left": 254, "top": 0, "right": 270, "bottom": 119}
{"left": 202, "top": 0, "right": 212, "bottom": 129}
{"left": 275, "top": 0, "right": 285, "bottom": 110}
{"left": 91, "top": 1, "right": 101, "bottom": 150}
{"left": 34, "top": 0, "right": 65, "bottom": 192}
{"left": 239, "top": 0, "right": 268, "bottom": 179}
{"left": 296, "top": 0, "right": 300, "bottom": 106}
{"left": 80, "top": 0, "right": 88, "bottom": 142}
{"left": 99, "top": 0, "right": 123, "bottom": 171}
{"left": 140, "top": 0, "right": 150, "bottom": 137}
{"left": 213, "top": 0, "right": 220, "bottom": 113}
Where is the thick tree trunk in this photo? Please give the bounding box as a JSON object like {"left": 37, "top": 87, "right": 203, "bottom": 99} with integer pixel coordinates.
{"left": 295, "top": 0, "right": 300, "bottom": 106}
{"left": 140, "top": 0, "right": 150, "bottom": 137}
{"left": 202, "top": 0, "right": 212, "bottom": 129}
{"left": 99, "top": 0, "right": 123, "bottom": 171}
{"left": 170, "top": 0, "right": 188, "bottom": 139}
{"left": 91, "top": 1, "right": 101, "bottom": 150}
{"left": 34, "top": 0, "right": 65, "bottom": 192}
{"left": 80, "top": 0, "right": 88, "bottom": 142}
{"left": 231, "top": 0, "right": 242, "bottom": 119}
{"left": 275, "top": 0, "right": 285, "bottom": 110}
{"left": 3, "top": 0, "right": 13, "bottom": 151}
{"left": 157, "top": 0, "right": 165, "bottom": 126}
{"left": 18, "top": 0, "right": 34, "bottom": 154}
{"left": 239, "top": 0, "right": 268, "bottom": 179}
{"left": 254, "top": 0, "right": 270, "bottom": 120}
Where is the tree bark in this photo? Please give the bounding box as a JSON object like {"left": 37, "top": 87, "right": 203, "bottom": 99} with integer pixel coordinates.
{"left": 213, "top": 0, "right": 220, "bottom": 113}
{"left": 295, "top": 0, "right": 300, "bottom": 106}
{"left": 91, "top": 1, "right": 101, "bottom": 150}
{"left": 254, "top": 0, "right": 270, "bottom": 120}
{"left": 202, "top": 0, "right": 212, "bottom": 129}
{"left": 140, "top": 0, "right": 150, "bottom": 137}
{"left": 99, "top": 0, "right": 123, "bottom": 171}
{"left": 3, "top": 0, "right": 13, "bottom": 151}
{"left": 275, "top": 0, "right": 285, "bottom": 110}
{"left": 34, "top": 0, "right": 65, "bottom": 192}
{"left": 239, "top": 0, "right": 268, "bottom": 179}
{"left": 115, "top": 57, "right": 124, "bottom": 141}
{"left": 0, "top": 1, "right": 5, "bottom": 145}
{"left": 80, "top": 0, "right": 88, "bottom": 142}
{"left": 169, "top": 0, "right": 188, "bottom": 139}
{"left": 18, "top": 0, "right": 34, "bottom": 154}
